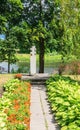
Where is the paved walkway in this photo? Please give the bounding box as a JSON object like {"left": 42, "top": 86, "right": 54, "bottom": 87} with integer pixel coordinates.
{"left": 30, "top": 85, "right": 60, "bottom": 130}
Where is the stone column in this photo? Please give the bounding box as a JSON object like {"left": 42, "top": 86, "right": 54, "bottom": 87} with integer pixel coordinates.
{"left": 30, "top": 46, "right": 36, "bottom": 75}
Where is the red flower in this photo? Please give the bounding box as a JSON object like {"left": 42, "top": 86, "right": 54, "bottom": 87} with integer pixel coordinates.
{"left": 14, "top": 73, "right": 22, "bottom": 79}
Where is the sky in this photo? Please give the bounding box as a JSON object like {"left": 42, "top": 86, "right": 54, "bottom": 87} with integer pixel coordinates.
{"left": 0, "top": 34, "right": 5, "bottom": 40}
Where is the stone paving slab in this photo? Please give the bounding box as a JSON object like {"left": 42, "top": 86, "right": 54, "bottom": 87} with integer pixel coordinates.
{"left": 30, "top": 85, "right": 60, "bottom": 130}
{"left": 30, "top": 85, "right": 46, "bottom": 130}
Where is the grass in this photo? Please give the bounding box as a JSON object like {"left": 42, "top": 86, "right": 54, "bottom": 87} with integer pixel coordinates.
{"left": 44, "top": 54, "right": 62, "bottom": 67}
{"left": 16, "top": 54, "right": 30, "bottom": 62}
{"left": 16, "top": 53, "right": 62, "bottom": 67}
{"left": 66, "top": 75, "right": 80, "bottom": 81}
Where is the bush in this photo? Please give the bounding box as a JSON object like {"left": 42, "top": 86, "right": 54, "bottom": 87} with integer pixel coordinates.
{"left": 58, "top": 61, "right": 80, "bottom": 75}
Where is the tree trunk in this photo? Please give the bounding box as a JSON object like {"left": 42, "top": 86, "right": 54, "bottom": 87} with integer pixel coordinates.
{"left": 39, "top": 38, "right": 45, "bottom": 73}
{"left": 38, "top": 0, "right": 45, "bottom": 73}
{"left": 8, "top": 53, "right": 10, "bottom": 73}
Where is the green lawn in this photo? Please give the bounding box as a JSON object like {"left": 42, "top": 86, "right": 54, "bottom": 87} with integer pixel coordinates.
{"left": 44, "top": 54, "right": 62, "bottom": 67}
{"left": 16, "top": 54, "right": 30, "bottom": 62}
{"left": 16, "top": 53, "right": 62, "bottom": 67}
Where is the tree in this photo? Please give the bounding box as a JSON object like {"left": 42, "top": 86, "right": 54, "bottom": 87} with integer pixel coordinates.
{"left": 12, "top": 21, "right": 34, "bottom": 53}
{"left": 1, "top": 0, "right": 79, "bottom": 74}
{"left": 22, "top": 0, "right": 61, "bottom": 73}
{"left": 0, "top": 37, "right": 18, "bottom": 73}
{"left": 0, "top": 0, "right": 23, "bottom": 33}
{"left": 0, "top": 0, "right": 23, "bottom": 72}
{"left": 58, "top": 0, "right": 80, "bottom": 61}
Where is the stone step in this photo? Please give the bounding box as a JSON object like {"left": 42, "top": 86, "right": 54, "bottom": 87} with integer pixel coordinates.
{"left": 22, "top": 77, "right": 47, "bottom": 85}
{"left": 22, "top": 73, "right": 50, "bottom": 85}
{"left": 30, "top": 78, "right": 47, "bottom": 85}
{"left": 31, "top": 81, "right": 46, "bottom": 85}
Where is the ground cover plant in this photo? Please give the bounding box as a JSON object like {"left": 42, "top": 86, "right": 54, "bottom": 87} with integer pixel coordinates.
{"left": 46, "top": 75, "right": 80, "bottom": 130}
{"left": 0, "top": 78, "right": 31, "bottom": 130}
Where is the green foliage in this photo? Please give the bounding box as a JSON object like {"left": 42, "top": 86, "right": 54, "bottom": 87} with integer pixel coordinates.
{"left": 0, "top": 0, "right": 80, "bottom": 73}
{"left": 58, "top": 0, "right": 80, "bottom": 58}
{"left": 21, "top": 0, "right": 62, "bottom": 72}
{"left": 10, "top": 21, "right": 32, "bottom": 53}
{"left": 46, "top": 75, "right": 80, "bottom": 129}
{"left": 0, "top": 39, "right": 17, "bottom": 61}
{"left": 0, "top": 38, "right": 18, "bottom": 73}
{"left": 0, "top": 0, "right": 22, "bottom": 33}
{"left": 4, "top": 79, "right": 20, "bottom": 92}
{"left": 46, "top": 75, "right": 76, "bottom": 85}
{"left": 0, "top": 0, "right": 23, "bottom": 72}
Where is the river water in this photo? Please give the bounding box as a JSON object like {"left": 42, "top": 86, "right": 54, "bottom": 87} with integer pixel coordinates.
{"left": 0, "top": 61, "right": 18, "bottom": 73}
{"left": 0, "top": 61, "right": 58, "bottom": 74}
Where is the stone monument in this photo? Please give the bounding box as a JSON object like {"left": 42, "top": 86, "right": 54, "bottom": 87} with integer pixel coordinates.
{"left": 30, "top": 46, "right": 36, "bottom": 75}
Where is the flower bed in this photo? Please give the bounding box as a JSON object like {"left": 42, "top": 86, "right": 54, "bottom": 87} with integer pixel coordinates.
{"left": 0, "top": 79, "right": 31, "bottom": 130}
{"left": 46, "top": 75, "right": 80, "bottom": 130}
